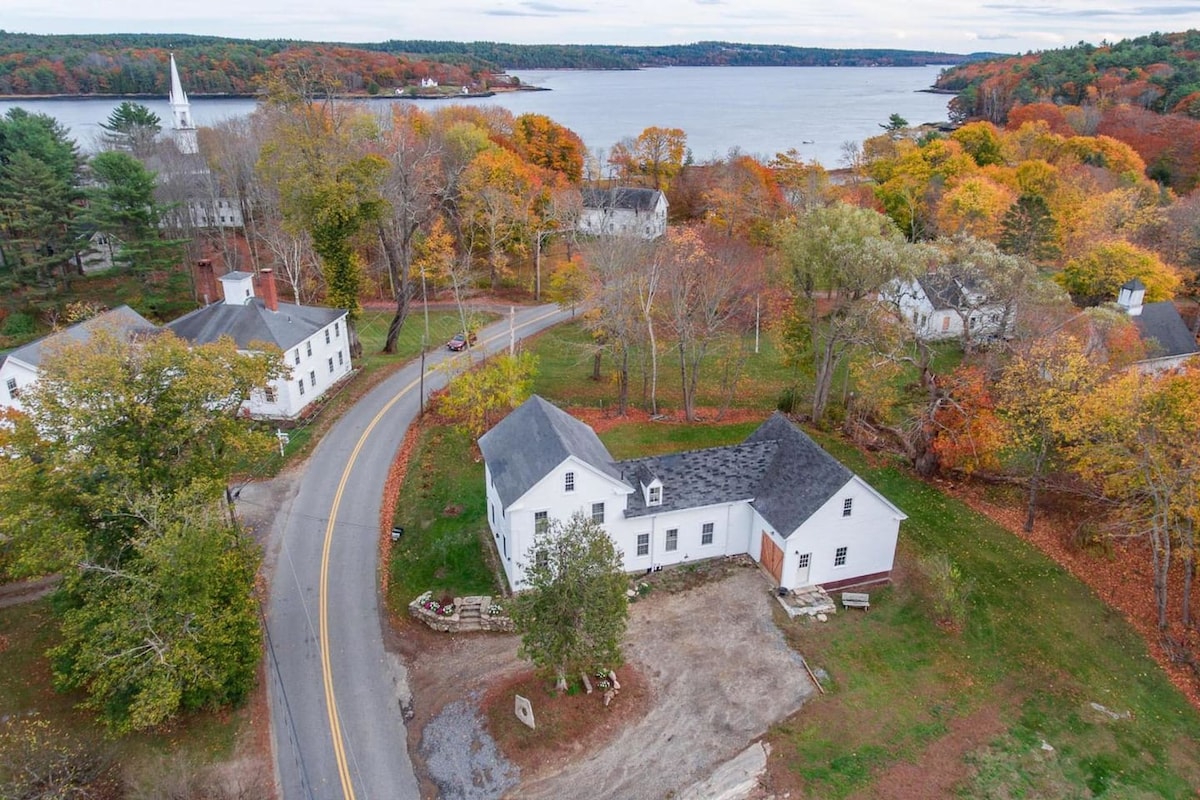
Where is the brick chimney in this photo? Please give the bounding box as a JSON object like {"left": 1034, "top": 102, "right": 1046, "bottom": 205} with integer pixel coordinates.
{"left": 197, "top": 259, "right": 215, "bottom": 305}
{"left": 260, "top": 268, "right": 279, "bottom": 312}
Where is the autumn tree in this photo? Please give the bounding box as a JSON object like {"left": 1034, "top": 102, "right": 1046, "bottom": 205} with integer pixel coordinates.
{"left": 512, "top": 113, "right": 585, "bottom": 183}
{"left": 930, "top": 236, "right": 1037, "bottom": 351}
{"left": 511, "top": 511, "right": 628, "bottom": 692}
{"left": 580, "top": 234, "right": 652, "bottom": 415}
{"left": 935, "top": 175, "right": 1015, "bottom": 242}
{"left": 702, "top": 153, "right": 785, "bottom": 243}
{"left": 996, "top": 333, "right": 1100, "bottom": 532}
{"left": 375, "top": 106, "right": 445, "bottom": 353}
{"left": 548, "top": 254, "right": 587, "bottom": 316}
{"left": 459, "top": 146, "right": 541, "bottom": 289}
{"left": 0, "top": 329, "right": 281, "bottom": 730}
{"left": 1068, "top": 369, "right": 1200, "bottom": 629}
{"left": 609, "top": 126, "right": 688, "bottom": 190}
{"left": 774, "top": 203, "right": 914, "bottom": 421}
{"left": 257, "top": 95, "right": 386, "bottom": 356}
{"left": 1058, "top": 240, "right": 1180, "bottom": 305}
{"left": 439, "top": 351, "right": 538, "bottom": 439}
{"left": 771, "top": 149, "right": 834, "bottom": 211}
{"left": 660, "top": 227, "right": 755, "bottom": 421}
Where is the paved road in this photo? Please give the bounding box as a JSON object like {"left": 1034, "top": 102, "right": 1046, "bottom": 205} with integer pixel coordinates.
{"left": 261, "top": 304, "right": 572, "bottom": 800}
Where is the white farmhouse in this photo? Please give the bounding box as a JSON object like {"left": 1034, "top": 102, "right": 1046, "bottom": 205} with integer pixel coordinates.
{"left": 479, "top": 395, "right": 906, "bottom": 593}
{"left": 0, "top": 306, "right": 159, "bottom": 415}
{"left": 579, "top": 187, "right": 668, "bottom": 239}
{"left": 1116, "top": 278, "right": 1199, "bottom": 372}
{"left": 885, "top": 273, "right": 1011, "bottom": 343}
{"left": 166, "top": 264, "right": 351, "bottom": 419}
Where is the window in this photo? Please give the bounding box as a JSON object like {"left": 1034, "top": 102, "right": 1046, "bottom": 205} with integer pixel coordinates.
{"left": 298, "top": 378, "right": 305, "bottom": 396}
{"left": 328, "top": 357, "right": 335, "bottom": 374}
{"left": 335, "top": 322, "right": 341, "bottom": 338}
{"left": 636, "top": 533, "right": 650, "bottom": 557}
{"left": 564, "top": 472, "right": 575, "bottom": 492}
{"left": 534, "top": 511, "right": 549, "bottom": 534}
{"left": 306, "top": 341, "right": 313, "bottom": 358}
{"left": 491, "top": 503, "right": 495, "bottom": 524}
{"left": 294, "top": 349, "right": 301, "bottom": 366}
{"left": 665, "top": 529, "right": 678, "bottom": 552}
{"left": 264, "top": 385, "right": 277, "bottom": 403}
{"left": 834, "top": 546, "right": 848, "bottom": 567}
{"left": 701, "top": 522, "right": 714, "bottom": 545}
{"left": 648, "top": 485, "right": 661, "bottom": 505}
{"left": 309, "top": 370, "right": 316, "bottom": 387}
{"left": 842, "top": 498, "right": 853, "bottom": 517}
{"left": 338, "top": 351, "right": 344, "bottom": 366}
{"left": 798, "top": 553, "right": 811, "bottom": 569}
{"left": 591, "top": 502, "right": 605, "bottom": 524}
{"left": 535, "top": 549, "right": 549, "bottom": 570}
{"left": 325, "top": 329, "right": 331, "bottom": 345}
{"left": 5, "top": 377, "right": 17, "bottom": 399}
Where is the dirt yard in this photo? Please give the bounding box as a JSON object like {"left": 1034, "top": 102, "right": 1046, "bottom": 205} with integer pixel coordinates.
{"left": 400, "top": 562, "right": 816, "bottom": 799}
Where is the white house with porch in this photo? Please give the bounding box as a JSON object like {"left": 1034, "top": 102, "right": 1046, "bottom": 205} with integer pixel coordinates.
{"left": 165, "top": 264, "right": 351, "bottom": 419}
{"left": 479, "top": 395, "right": 906, "bottom": 593}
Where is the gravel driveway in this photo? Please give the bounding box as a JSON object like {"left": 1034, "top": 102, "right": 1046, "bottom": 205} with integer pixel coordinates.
{"left": 408, "top": 562, "right": 815, "bottom": 799}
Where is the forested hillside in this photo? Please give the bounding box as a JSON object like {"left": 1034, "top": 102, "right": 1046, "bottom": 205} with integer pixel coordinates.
{"left": 371, "top": 40, "right": 987, "bottom": 69}
{"left": 0, "top": 32, "right": 494, "bottom": 95}
{"left": 0, "top": 31, "right": 983, "bottom": 96}
{"left": 935, "top": 29, "right": 1200, "bottom": 122}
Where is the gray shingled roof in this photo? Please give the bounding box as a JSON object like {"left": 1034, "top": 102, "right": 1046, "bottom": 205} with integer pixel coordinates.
{"left": 478, "top": 395, "right": 626, "bottom": 508}
{"left": 582, "top": 187, "right": 664, "bottom": 213}
{"left": 620, "top": 440, "right": 779, "bottom": 518}
{"left": 166, "top": 299, "right": 344, "bottom": 352}
{"left": 745, "top": 413, "right": 855, "bottom": 537}
{"left": 5, "top": 306, "right": 158, "bottom": 368}
{"left": 1134, "top": 301, "right": 1199, "bottom": 359}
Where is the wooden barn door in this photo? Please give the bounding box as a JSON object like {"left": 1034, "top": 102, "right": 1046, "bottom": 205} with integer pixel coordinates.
{"left": 760, "top": 532, "right": 784, "bottom": 585}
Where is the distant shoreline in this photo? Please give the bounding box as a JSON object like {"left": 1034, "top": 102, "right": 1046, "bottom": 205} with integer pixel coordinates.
{"left": 0, "top": 86, "right": 549, "bottom": 101}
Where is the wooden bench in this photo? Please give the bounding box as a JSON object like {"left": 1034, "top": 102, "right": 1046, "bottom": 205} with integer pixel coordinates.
{"left": 841, "top": 592, "right": 870, "bottom": 611}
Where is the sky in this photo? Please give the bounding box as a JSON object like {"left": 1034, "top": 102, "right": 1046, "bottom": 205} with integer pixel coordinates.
{"left": 3, "top": 0, "right": 1196, "bottom": 55}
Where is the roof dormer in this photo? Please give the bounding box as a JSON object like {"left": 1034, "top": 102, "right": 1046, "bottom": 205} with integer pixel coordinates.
{"left": 643, "top": 478, "right": 663, "bottom": 507}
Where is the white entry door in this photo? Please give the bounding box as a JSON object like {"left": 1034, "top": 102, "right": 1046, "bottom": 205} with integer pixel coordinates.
{"left": 795, "top": 552, "right": 812, "bottom": 587}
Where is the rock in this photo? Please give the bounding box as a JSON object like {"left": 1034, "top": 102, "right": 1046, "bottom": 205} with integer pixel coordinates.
{"left": 816, "top": 613, "right": 828, "bottom": 622}
{"left": 1041, "top": 740, "right": 1054, "bottom": 752}
{"left": 608, "top": 670, "right": 621, "bottom": 691}
{"left": 603, "top": 689, "right": 615, "bottom": 707}
{"left": 582, "top": 672, "right": 593, "bottom": 694}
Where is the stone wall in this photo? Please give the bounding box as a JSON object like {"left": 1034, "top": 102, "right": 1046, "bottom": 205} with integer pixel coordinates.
{"left": 408, "top": 591, "right": 515, "bottom": 633}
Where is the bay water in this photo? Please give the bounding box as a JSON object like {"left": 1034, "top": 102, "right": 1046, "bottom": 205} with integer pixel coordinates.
{"left": 0, "top": 65, "right": 951, "bottom": 168}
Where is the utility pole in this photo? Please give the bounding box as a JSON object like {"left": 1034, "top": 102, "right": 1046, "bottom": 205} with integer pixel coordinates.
{"left": 509, "top": 306, "right": 516, "bottom": 355}
{"left": 754, "top": 294, "right": 761, "bottom": 354}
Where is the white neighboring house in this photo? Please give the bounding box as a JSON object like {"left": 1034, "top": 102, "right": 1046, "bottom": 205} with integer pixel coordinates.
{"left": 0, "top": 306, "right": 158, "bottom": 416}
{"left": 579, "top": 187, "right": 668, "bottom": 239}
{"left": 165, "top": 265, "right": 351, "bottom": 419}
{"left": 885, "top": 273, "right": 1012, "bottom": 342}
{"left": 479, "top": 395, "right": 906, "bottom": 593}
{"left": 1116, "top": 279, "right": 1199, "bottom": 373}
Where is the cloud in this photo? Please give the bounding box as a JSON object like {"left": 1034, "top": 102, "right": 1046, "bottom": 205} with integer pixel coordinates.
{"left": 523, "top": 1, "right": 589, "bottom": 12}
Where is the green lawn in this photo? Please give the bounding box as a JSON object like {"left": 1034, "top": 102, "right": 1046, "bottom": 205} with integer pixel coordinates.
{"left": 527, "top": 321, "right": 798, "bottom": 414}
{"left": 0, "top": 598, "right": 246, "bottom": 793}
{"left": 388, "top": 425, "right": 502, "bottom": 607}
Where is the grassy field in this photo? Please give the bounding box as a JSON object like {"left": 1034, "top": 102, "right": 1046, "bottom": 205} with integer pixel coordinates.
{"left": 387, "top": 424, "right": 501, "bottom": 608}
{"left": 0, "top": 598, "right": 248, "bottom": 794}
{"left": 527, "top": 321, "right": 799, "bottom": 414}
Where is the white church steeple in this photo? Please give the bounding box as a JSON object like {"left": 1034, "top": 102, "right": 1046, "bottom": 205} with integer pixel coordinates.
{"left": 168, "top": 53, "right": 198, "bottom": 155}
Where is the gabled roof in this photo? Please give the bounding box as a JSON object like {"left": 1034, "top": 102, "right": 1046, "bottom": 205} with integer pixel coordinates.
{"left": 620, "top": 440, "right": 779, "bottom": 518}
{"left": 5, "top": 306, "right": 158, "bottom": 369}
{"left": 746, "top": 413, "right": 856, "bottom": 537}
{"left": 166, "top": 299, "right": 344, "bottom": 352}
{"left": 1134, "top": 301, "right": 1199, "bottom": 359}
{"left": 478, "top": 395, "right": 626, "bottom": 508}
{"left": 914, "top": 272, "right": 994, "bottom": 312}
{"left": 582, "top": 187, "right": 665, "bottom": 213}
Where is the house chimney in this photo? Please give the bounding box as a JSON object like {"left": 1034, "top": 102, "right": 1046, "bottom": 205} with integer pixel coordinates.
{"left": 197, "top": 259, "right": 215, "bottom": 305}
{"left": 260, "top": 268, "right": 279, "bottom": 312}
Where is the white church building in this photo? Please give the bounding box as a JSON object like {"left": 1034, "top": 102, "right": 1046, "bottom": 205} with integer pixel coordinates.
{"left": 479, "top": 396, "right": 906, "bottom": 593}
